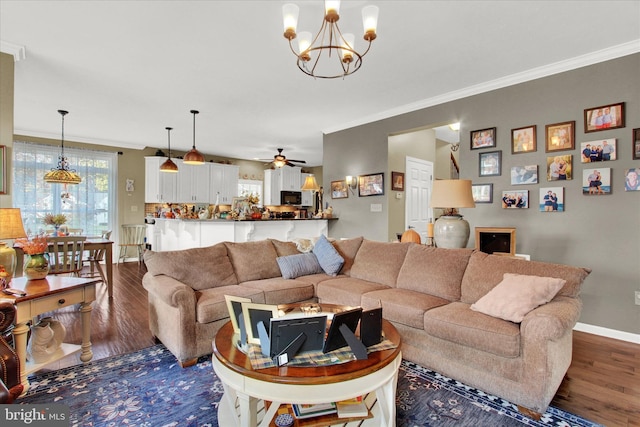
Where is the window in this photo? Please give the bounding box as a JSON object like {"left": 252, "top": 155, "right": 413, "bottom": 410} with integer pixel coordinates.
{"left": 12, "top": 141, "right": 118, "bottom": 238}
{"left": 238, "top": 179, "right": 263, "bottom": 207}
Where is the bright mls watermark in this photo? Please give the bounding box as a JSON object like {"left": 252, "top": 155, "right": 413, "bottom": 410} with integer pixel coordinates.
{"left": 1, "top": 405, "right": 68, "bottom": 426}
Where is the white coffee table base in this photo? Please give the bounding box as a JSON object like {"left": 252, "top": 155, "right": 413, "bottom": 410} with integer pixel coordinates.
{"left": 213, "top": 351, "right": 402, "bottom": 427}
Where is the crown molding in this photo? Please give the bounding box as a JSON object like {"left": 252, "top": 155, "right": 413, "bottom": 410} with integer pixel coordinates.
{"left": 14, "top": 129, "right": 148, "bottom": 151}
{"left": 0, "top": 40, "right": 26, "bottom": 61}
{"left": 323, "top": 40, "right": 640, "bottom": 135}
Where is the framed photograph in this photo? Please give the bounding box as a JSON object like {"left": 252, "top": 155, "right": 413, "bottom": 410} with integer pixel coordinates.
{"left": 545, "top": 121, "right": 575, "bottom": 152}
{"left": 511, "top": 125, "right": 536, "bottom": 154}
{"left": 330, "top": 180, "right": 348, "bottom": 199}
{"left": 358, "top": 173, "right": 384, "bottom": 197}
{"left": 224, "top": 295, "right": 252, "bottom": 335}
{"left": 0, "top": 145, "right": 5, "bottom": 194}
{"left": 580, "top": 138, "right": 617, "bottom": 163}
{"left": 474, "top": 227, "right": 516, "bottom": 256}
{"left": 479, "top": 151, "right": 501, "bottom": 177}
{"left": 633, "top": 128, "right": 640, "bottom": 160}
{"left": 510, "top": 165, "right": 538, "bottom": 185}
{"left": 540, "top": 187, "right": 564, "bottom": 212}
{"left": 625, "top": 168, "right": 640, "bottom": 191}
{"left": 471, "top": 183, "right": 493, "bottom": 203}
{"left": 584, "top": 102, "right": 625, "bottom": 133}
{"left": 582, "top": 167, "right": 611, "bottom": 195}
{"left": 231, "top": 197, "right": 245, "bottom": 213}
{"left": 501, "top": 190, "right": 529, "bottom": 209}
{"left": 241, "top": 302, "right": 279, "bottom": 345}
{"left": 546, "top": 155, "right": 572, "bottom": 181}
{"left": 470, "top": 127, "right": 496, "bottom": 150}
{"left": 391, "top": 171, "right": 405, "bottom": 191}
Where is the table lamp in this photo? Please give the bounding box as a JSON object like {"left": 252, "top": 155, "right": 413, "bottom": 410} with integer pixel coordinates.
{"left": 0, "top": 208, "right": 28, "bottom": 285}
{"left": 429, "top": 179, "right": 475, "bottom": 248}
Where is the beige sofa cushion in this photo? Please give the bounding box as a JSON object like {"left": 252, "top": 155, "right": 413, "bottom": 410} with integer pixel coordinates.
{"left": 144, "top": 243, "right": 238, "bottom": 291}
{"left": 269, "top": 239, "right": 301, "bottom": 256}
{"left": 461, "top": 251, "right": 591, "bottom": 304}
{"left": 332, "top": 236, "right": 363, "bottom": 276}
{"left": 225, "top": 240, "right": 281, "bottom": 282}
{"left": 424, "top": 302, "right": 521, "bottom": 358}
{"left": 470, "top": 273, "right": 566, "bottom": 323}
{"left": 239, "top": 277, "right": 315, "bottom": 304}
{"left": 316, "top": 277, "right": 389, "bottom": 307}
{"left": 349, "top": 240, "right": 411, "bottom": 286}
{"left": 195, "top": 285, "right": 265, "bottom": 324}
{"left": 397, "top": 246, "right": 474, "bottom": 301}
{"left": 361, "top": 288, "right": 449, "bottom": 329}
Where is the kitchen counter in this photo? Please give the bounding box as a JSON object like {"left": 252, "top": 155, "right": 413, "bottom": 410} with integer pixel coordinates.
{"left": 146, "top": 218, "right": 334, "bottom": 251}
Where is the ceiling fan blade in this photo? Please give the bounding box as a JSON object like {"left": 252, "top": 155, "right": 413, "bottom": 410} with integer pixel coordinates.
{"left": 287, "top": 159, "right": 306, "bottom": 164}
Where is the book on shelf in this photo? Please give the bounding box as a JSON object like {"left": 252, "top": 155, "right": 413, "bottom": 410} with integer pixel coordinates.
{"left": 291, "top": 402, "right": 337, "bottom": 419}
{"left": 336, "top": 396, "right": 368, "bottom": 418}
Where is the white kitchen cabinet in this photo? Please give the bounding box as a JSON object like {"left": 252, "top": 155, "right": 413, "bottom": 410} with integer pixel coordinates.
{"left": 210, "top": 163, "right": 239, "bottom": 205}
{"left": 263, "top": 167, "right": 302, "bottom": 205}
{"left": 176, "top": 160, "right": 210, "bottom": 203}
{"left": 145, "top": 157, "right": 178, "bottom": 203}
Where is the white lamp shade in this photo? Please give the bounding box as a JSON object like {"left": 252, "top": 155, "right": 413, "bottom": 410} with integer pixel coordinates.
{"left": 282, "top": 4, "right": 299, "bottom": 33}
{"left": 362, "top": 5, "right": 379, "bottom": 33}
{"left": 430, "top": 179, "right": 475, "bottom": 209}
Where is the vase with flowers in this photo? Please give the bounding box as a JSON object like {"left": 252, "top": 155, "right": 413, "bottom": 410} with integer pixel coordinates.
{"left": 15, "top": 234, "right": 50, "bottom": 280}
{"left": 43, "top": 213, "right": 67, "bottom": 236}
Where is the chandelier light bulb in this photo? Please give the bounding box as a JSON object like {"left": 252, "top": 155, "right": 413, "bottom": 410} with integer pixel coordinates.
{"left": 297, "top": 31, "right": 312, "bottom": 61}
{"left": 340, "top": 33, "right": 355, "bottom": 63}
{"left": 362, "top": 5, "right": 379, "bottom": 40}
{"left": 282, "top": 4, "right": 299, "bottom": 39}
{"left": 324, "top": 0, "right": 341, "bottom": 22}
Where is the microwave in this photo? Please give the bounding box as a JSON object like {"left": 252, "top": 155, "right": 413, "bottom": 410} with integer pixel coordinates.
{"left": 280, "top": 191, "right": 302, "bottom": 205}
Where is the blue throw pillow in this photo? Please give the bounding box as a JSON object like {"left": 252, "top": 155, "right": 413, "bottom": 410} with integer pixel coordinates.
{"left": 277, "top": 253, "right": 324, "bottom": 279}
{"left": 312, "top": 235, "right": 344, "bottom": 276}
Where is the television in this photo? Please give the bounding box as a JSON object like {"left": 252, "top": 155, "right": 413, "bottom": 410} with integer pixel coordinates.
{"left": 475, "top": 227, "right": 516, "bottom": 256}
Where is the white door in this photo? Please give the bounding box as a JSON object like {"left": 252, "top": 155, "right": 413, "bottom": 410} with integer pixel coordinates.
{"left": 405, "top": 156, "right": 433, "bottom": 243}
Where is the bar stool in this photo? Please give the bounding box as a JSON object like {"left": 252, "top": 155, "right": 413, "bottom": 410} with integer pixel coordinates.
{"left": 118, "top": 224, "right": 146, "bottom": 263}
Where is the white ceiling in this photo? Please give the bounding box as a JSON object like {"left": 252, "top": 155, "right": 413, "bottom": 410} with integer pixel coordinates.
{"left": 1, "top": 1, "right": 639, "bottom": 167}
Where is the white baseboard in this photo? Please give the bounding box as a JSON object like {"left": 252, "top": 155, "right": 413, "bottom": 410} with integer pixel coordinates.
{"left": 574, "top": 322, "right": 640, "bottom": 344}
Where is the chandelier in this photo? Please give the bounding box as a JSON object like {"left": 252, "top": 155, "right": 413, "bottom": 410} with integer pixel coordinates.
{"left": 282, "top": 1, "right": 379, "bottom": 79}
{"left": 44, "top": 110, "right": 82, "bottom": 184}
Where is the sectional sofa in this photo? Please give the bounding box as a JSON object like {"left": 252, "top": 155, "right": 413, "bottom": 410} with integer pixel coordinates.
{"left": 142, "top": 236, "right": 590, "bottom": 415}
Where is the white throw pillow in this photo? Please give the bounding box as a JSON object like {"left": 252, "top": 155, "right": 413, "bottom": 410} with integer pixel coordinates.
{"left": 470, "top": 273, "right": 566, "bottom": 323}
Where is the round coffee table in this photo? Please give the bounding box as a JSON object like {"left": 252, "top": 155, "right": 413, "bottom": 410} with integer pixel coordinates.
{"left": 212, "top": 303, "right": 402, "bottom": 427}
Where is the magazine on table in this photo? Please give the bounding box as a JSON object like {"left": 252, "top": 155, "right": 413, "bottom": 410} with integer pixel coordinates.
{"left": 336, "top": 396, "right": 368, "bottom": 418}
{"left": 291, "top": 402, "right": 337, "bottom": 419}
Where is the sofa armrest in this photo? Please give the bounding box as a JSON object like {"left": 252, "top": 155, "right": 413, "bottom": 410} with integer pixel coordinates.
{"left": 142, "top": 273, "right": 196, "bottom": 309}
{"left": 520, "top": 296, "right": 582, "bottom": 341}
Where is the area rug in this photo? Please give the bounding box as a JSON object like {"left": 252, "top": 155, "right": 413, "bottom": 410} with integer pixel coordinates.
{"left": 17, "top": 344, "right": 600, "bottom": 427}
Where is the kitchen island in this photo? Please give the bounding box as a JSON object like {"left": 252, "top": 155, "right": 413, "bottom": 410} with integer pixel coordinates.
{"left": 146, "top": 218, "right": 333, "bottom": 251}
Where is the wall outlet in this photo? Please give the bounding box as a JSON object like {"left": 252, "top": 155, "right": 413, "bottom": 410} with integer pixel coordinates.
{"left": 635, "top": 291, "right": 640, "bottom": 306}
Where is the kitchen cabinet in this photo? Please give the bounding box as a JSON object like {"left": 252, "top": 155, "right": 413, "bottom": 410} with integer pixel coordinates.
{"left": 263, "top": 167, "right": 302, "bottom": 205}
{"left": 145, "top": 157, "right": 178, "bottom": 203}
{"left": 300, "top": 173, "right": 315, "bottom": 207}
{"left": 210, "top": 163, "right": 239, "bottom": 205}
{"left": 176, "top": 160, "right": 210, "bottom": 203}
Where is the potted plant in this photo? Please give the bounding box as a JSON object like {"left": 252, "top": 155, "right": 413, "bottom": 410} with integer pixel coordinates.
{"left": 43, "top": 213, "right": 67, "bottom": 235}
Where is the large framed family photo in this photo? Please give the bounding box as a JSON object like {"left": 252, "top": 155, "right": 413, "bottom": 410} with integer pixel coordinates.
{"left": 470, "top": 127, "right": 496, "bottom": 150}
{"left": 545, "top": 121, "right": 575, "bottom": 152}
{"left": 584, "top": 102, "right": 624, "bottom": 133}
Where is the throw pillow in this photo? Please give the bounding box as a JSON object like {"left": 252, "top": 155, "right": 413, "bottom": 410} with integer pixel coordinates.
{"left": 276, "top": 253, "right": 324, "bottom": 279}
{"left": 312, "top": 234, "right": 344, "bottom": 276}
{"left": 470, "top": 273, "right": 566, "bottom": 323}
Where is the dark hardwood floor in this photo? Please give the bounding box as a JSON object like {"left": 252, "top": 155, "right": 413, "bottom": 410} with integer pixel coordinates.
{"left": 38, "top": 262, "right": 639, "bottom": 426}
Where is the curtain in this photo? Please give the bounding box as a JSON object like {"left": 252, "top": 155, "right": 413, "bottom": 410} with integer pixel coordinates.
{"left": 12, "top": 141, "right": 118, "bottom": 239}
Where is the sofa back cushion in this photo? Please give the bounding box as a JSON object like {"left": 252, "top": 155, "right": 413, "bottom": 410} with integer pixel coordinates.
{"left": 225, "top": 240, "right": 281, "bottom": 282}
{"left": 460, "top": 251, "right": 591, "bottom": 304}
{"left": 269, "top": 239, "right": 301, "bottom": 257}
{"left": 349, "top": 240, "right": 411, "bottom": 286}
{"left": 143, "top": 243, "right": 238, "bottom": 291}
{"left": 332, "top": 236, "right": 363, "bottom": 276}
{"left": 397, "top": 246, "right": 474, "bottom": 301}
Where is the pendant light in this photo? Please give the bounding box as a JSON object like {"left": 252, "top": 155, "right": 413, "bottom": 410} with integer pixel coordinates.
{"left": 44, "top": 110, "right": 82, "bottom": 184}
{"left": 183, "top": 109, "right": 205, "bottom": 165}
{"left": 160, "top": 127, "right": 178, "bottom": 173}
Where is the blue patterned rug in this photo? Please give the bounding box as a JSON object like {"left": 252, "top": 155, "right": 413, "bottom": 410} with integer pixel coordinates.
{"left": 17, "top": 344, "right": 600, "bottom": 427}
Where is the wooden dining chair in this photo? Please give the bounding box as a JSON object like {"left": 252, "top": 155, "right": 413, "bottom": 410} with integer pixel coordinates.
{"left": 118, "top": 224, "right": 146, "bottom": 264}
{"left": 47, "top": 236, "right": 86, "bottom": 276}
{"left": 81, "top": 230, "right": 112, "bottom": 283}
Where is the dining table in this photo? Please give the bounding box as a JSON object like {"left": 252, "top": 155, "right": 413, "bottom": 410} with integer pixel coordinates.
{"left": 14, "top": 237, "right": 115, "bottom": 298}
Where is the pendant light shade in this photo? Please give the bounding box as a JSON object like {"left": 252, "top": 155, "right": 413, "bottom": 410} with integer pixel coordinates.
{"left": 44, "top": 110, "right": 82, "bottom": 184}
{"left": 301, "top": 174, "right": 320, "bottom": 191}
{"left": 160, "top": 127, "right": 178, "bottom": 173}
{"left": 183, "top": 109, "right": 205, "bottom": 165}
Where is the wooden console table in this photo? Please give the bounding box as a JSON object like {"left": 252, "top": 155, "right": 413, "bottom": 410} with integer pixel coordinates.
{"left": 5, "top": 276, "right": 99, "bottom": 394}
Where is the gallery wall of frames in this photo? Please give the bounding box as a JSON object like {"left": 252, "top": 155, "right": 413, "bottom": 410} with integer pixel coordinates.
{"left": 469, "top": 101, "right": 640, "bottom": 212}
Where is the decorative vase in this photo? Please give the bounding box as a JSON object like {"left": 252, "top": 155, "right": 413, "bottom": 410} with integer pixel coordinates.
{"left": 24, "top": 253, "right": 49, "bottom": 280}
{"left": 52, "top": 225, "right": 60, "bottom": 236}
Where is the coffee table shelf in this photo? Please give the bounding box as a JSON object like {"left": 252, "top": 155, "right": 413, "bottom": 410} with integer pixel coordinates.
{"left": 268, "top": 401, "right": 373, "bottom": 427}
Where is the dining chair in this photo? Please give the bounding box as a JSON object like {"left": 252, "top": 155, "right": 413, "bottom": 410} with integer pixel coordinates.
{"left": 81, "top": 230, "right": 112, "bottom": 283}
{"left": 47, "top": 236, "right": 86, "bottom": 276}
{"left": 118, "top": 224, "right": 146, "bottom": 264}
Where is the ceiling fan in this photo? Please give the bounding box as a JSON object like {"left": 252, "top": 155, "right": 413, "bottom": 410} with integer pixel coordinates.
{"left": 262, "top": 148, "right": 306, "bottom": 168}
